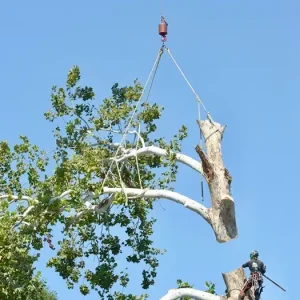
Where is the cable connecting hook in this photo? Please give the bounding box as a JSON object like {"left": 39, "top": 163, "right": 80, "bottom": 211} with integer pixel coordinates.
{"left": 161, "top": 36, "right": 167, "bottom": 43}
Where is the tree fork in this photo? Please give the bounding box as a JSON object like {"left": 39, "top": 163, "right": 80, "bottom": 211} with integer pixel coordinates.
{"left": 196, "top": 119, "right": 237, "bottom": 242}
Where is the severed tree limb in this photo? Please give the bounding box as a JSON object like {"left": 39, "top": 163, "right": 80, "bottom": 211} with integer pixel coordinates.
{"left": 108, "top": 119, "right": 237, "bottom": 243}
{"left": 196, "top": 119, "right": 237, "bottom": 243}
{"left": 3, "top": 117, "right": 237, "bottom": 243}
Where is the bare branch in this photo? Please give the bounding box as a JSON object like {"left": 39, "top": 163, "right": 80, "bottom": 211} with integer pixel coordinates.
{"left": 49, "top": 190, "right": 73, "bottom": 204}
{"left": 112, "top": 145, "right": 203, "bottom": 175}
{"left": 13, "top": 205, "right": 36, "bottom": 228}
{"left": 66, "top": 195, "right": 114, "bottom": 227}
{"left": 41, "top": 186, "right": 210, "bottom": 230}
{"left": 0, "top": 194, "right": 39, "bottom": 204}
{"left": 102, "top": 187, "right": 209, "bottom": 222}
{"left": 97, "top": 127, "right": 145, "bottom": 147}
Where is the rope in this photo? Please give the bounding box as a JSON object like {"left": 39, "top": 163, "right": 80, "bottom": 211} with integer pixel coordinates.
{"left": 110, "top": 48, "right": 164, "bottom": 205}
{"left": 198, "top": 100, "right": 204, "bottom": 201}
{"left": 165, "top": 46, "right": 207, "bottom": 201}
{"left": 115, "top": 161, "right": 128, "bottom": 205}
{"left": 197, "top": 94, "right": 204, "bottom": 201}
{"left": 144, "top": 46, "right": 164, "bottom": 105}
{"left": 99, "top": 47, "right": 164, "bottom": 193}
{"left": 166, "top": 47, "right": 218, "bottom": 136}
{"left": 135, "top": 124, "right": 143, "bottom": 189}
{"left": 165, "top": 47, "right": 209, "bottom": 115}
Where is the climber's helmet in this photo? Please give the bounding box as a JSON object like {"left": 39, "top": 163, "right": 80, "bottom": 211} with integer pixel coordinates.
{"left": 250, "top": 250, "right": 259, "bottom": 260}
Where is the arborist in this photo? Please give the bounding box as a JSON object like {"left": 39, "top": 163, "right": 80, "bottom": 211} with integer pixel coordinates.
{"left": 239, "top": 250, "right": 266, "bottom": 300}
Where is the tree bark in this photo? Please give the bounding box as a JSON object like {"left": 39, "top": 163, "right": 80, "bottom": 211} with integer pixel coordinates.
{"left": 222, "top": 268, "right": 251, "bottom": 300}
{"left": 196, "top": 119, "right": 237, "bottom": 243}
{"left": 102, "top": 188, "right": 209, "bottom": 221}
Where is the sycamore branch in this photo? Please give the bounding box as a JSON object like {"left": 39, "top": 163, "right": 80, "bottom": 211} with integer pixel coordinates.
{"left": 112, "top": 145, "right": 203, "bottom": 175}
{"left": 160, "top": 288, "right": 223, "bottom": 300}
{"left": 13, "top": 206, "right": 35, "bottom": 228}
{"left": 102, "top": 187, "right": 209, "bottom": 222}
{"left": 92, "top": 128, "right": 145, "bottom": 147}
{"left": 2, "top": 190, "right": 113, "bottom": 228}
{"left": 49, "top": 190, "right": 72, "bottom": 204}
{"left": 1, "top": 191, "right": 74, "bottom": 227}
{"left": 0, "top": 194, "right": 40, "bottom": 227}
{"left": 0, "top": 195, "right": 39, "bottom": 204}
{"left": 67, "top": 195, "right": 114, "bottom": 226}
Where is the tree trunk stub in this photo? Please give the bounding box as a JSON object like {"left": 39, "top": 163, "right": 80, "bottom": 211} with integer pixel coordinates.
{"left": 222, "top": 268, "right": 252, "bottom": 300}
{"left": 196, "top": 119, "right": 237, "bottom": 243}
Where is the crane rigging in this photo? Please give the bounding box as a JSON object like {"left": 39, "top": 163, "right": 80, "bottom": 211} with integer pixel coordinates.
{"left": 156, "top": 5, "right": 287, "bottom": 300}
{"left": 157, "top": 13, "right": 209, "bottom": 201}
{"left": 96, "top": 4, "right": 287, "bottom": 299}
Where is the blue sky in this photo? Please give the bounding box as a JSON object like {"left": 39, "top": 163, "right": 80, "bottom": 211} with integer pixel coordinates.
{"left": 0, "top": 0, "right": 298, "bottom": 299}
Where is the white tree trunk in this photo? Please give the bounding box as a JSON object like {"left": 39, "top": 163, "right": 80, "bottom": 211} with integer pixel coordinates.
{"left": 196, "top": 119, "right": 237, "bottom": 242}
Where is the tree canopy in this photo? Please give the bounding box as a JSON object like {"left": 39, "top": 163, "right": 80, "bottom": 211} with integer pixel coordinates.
{"left": 0, "top": 66, "right": 192, "bottom": 299}
{"left": 0, "top": 63, "right": 243, "bottom": 300}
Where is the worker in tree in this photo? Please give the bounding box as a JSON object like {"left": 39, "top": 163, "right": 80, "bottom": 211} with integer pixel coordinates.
{"left": 239, "top": 250, "right": 266, "bottom": 300}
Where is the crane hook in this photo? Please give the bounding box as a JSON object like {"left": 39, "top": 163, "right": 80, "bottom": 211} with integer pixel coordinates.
{"left": 158, "top": 16, "right": 168, "bottom": 43}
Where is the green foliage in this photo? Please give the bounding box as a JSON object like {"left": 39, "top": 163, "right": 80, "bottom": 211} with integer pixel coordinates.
{"left": 0, "top": 66, "right": 188, "bottom": 298}
{"left": 176, "top": 279, "right": 216, "bottom": 299}
{"left": 177, "top": 279, "right": 194, "bottom": 300}
{"left": 204, "top": 281, "right": 216, "bottom": 294}
{"left": 0, "top": 219, "right": 57, "bottom": 300}
{"left": 35, "top": 283, "right": 58, "bottom": 300}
